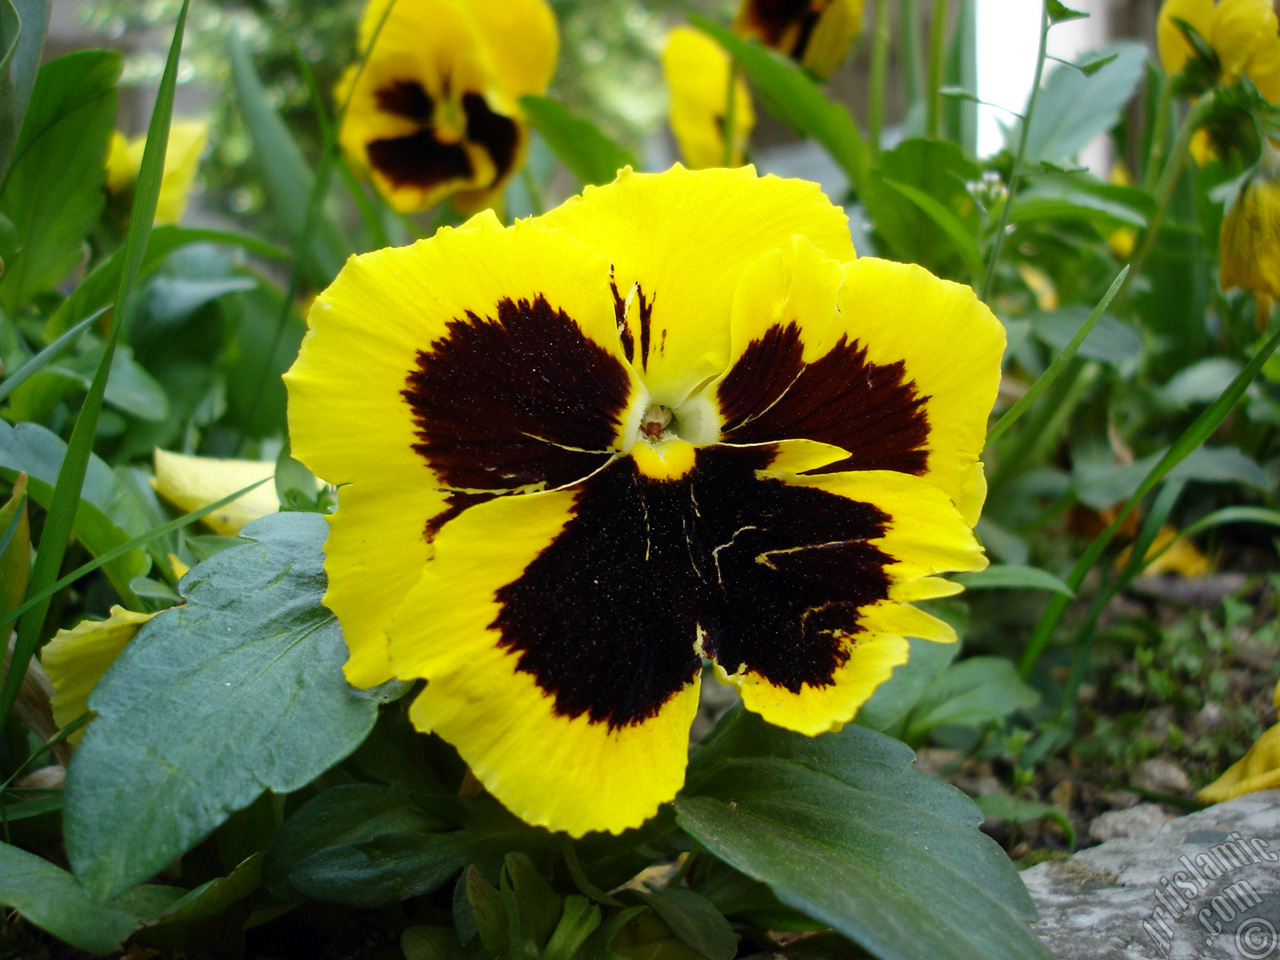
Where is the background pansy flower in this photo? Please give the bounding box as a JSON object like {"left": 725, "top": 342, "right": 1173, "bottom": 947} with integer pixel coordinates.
{"left": 338, "top": 0, "right": 557, "bottom": 214}
{"left": 1220, "top": 137, "right": 1280, "bottom": 326}
{"left": 733, "top": 0, "right": 865, "bottom": 79}
{"left": 286, "top": 165, "right": 1004, "bottom": 837}
{"left": 105, "top": 119, "right": 208, "bottom": 225}
{"left": 1158, "top": 0, "right": 1280, "bottom": 102}
{"left": 662, "top": 26, "right": 755, "bottom": 169}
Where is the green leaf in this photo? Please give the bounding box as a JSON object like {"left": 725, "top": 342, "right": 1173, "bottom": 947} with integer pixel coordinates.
{"left": 0, "top": 0, "right": 50, "bottom": 184}
{"left": 0, "top": 840, "right": 182, "bottom": 954}
{"left": 0, "top": 420, "right": 149, "bottom": 602}
{"left": 974, "top": 793, "right": 1075, "bottom": 846}
{"left": 544, "top": 896, "right": 601, "bottom": 960}
{"left": 880, "top": 179, "right": 985, "bottom": 282}
{"left": 640, "top": 888, "right": 737, "bottom": 960}
{"left": 520, "top": 95, "right": 638, "bottom": 187}
{"left": 676, "top": 709, "right": 1052, "bottom": 960}
{"left": 1015, "top": 43, "right": 1144, "bottom": 166}
{"left": 0, "top": 472, "right": 30, "bottom": 618}
{"left": 64, "top": 512, "right": 387, "bottom": 899}
{"left": 954, "top": 564, "right": 1073, "bottom": 596}
{"left": 690, "top": 15, "right": 869, "bottom": 196}
{"left": 855, "top": 635, "right": 960, "bottom": 735}
{"left": 1073, "top": 444, "right": 1268, "bottom": 510}
{"left": 0, "top": 49, "right": 118, "bottom": 311}
{"left": 228, "top": 30, "right": 348, "bottom": 287}
{"left": 1010, "top": 177, "right": 1153, "bottom": 230}
{"left": 1045, "top": 0, "right": 1088, "bottom": 23}
{"left": 142, "top": 853, "right": 263, "bottom": 928}
{"left": 904, "top": 657, "right": 1040, "bottom": 742}
{"left": 52, "top": 342, "right": 170, "bottom": 422}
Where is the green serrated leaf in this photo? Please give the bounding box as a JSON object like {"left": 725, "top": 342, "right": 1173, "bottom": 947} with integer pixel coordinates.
{"left": 0, "top": 49, "right": 118, "bottom": 311}
{"left": 1045, "top": 0, "right": 1088, "bottom": 23}
{"left": 676, "top": 708, "right": 1052, "bottom": 960}
{"left": 63, "top": 512, "right": 386, "bottom": 899}
{"left": 0, "top": 840, "right": 183, "bottom": 954}
{"left": 521, "top": 95, "right": 638, "bottom": 187}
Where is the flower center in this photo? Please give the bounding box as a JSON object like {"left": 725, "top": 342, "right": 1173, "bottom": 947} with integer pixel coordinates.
{"left": 640, "top": 403, "right": 673, "bottom": 441}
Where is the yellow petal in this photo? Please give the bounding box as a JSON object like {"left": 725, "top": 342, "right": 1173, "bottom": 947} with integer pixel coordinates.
{"left": 1220, "top": 143, "right": 1280, "bottom": 299}
{"left": 465, "top": 0, "right": 558, "bottom": 98}
{"left": 42, "top": 607, "right": 155, "bottom": 744}
{"left": 662, "top": 26, "right": 754, "bottom": 169}
{"left": 538, "top": 165, "right": 855, "bottom": 406}
{"left": 1211, "top": 0, "right": 1279, "bottom": 80}
{"left": 151, "top": 450, "right": 278, "bottom": 537}
{"left": 734, "top": 0, "right": 864, "bottom": 78}
{"left": 1199, "top": 722, "right": 1280, "bottom": 803}
{"left": 105, "top": 130, "right": 133, "bottom": 195}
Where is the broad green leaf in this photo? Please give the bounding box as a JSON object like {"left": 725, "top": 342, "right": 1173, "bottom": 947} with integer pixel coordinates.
{"left": 640, "top": 888, "right": 737, "bottom": 960}
{"left": 142, "top": 853, "right": 263, "bottom": 929}
{"left": 44, "top": 224, "right": 286, "bottom": 339}
{"left": 881, "top": 179, "right": 985, "bottom": 282}
{"left": 676, "top": 709, "right": 1052, "bottom": 960}
{"left": 0, "top": 420, "right": 149, "bottom": 601}
{"left": 0, "top": 0, "right": 50, "bottom": 184}
{"left": 50, "top": 342, "right": 170, "bottom": 422}
{"left": 691, "top": 15, "right": 869, "bottom": 196}
{"left": 228, "top": 30, "right": 347, "bottom": 287}
{"left": 0, "top": 49, "right": 118, "bottom": 311}
{"left": 520, "top": 95, "right": 637, "bottom": 187}
{"left": 264, "top": 783, "right": 449, "bottom": 900}
{"left": 954, "top": 564, "right": 1073, "bottom": 595}
{"left": 1073, "top": 444, "right": 1268, "bottom": 510}
{"left": 1015, "top": 43, "right": 1144, "bottom": 166}
{"left": 64, "top": 512, "right": 387, "bottom": 899}
{"left": 854, "top": 635, "right": 959, "bottom": 734}
{"left": 0, "top": 840, "right": 182, "bottom": 954}
{"left": 904, "top": 656, "right": 1040, "bottom": 742}
{"left": 1028, "top": 310, "right": 1142, "bottom": 368}
{"left": 1161, "top": 358, "right": 1242, "bottom": 405}
{"left": 1010, "top": 177, "right": 1153, "bottom": 229}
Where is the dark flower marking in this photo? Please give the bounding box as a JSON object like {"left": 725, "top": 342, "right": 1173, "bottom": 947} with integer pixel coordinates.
{"left": 492, "top": 444, "right": 892, "bottom": 729}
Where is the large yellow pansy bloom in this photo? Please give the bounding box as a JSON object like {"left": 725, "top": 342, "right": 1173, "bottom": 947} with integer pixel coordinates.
{"left": 733, "top": 0, "right": 864, "bottom": 79}
{"left": 285, "top": 165, "right": 1004, "bottom": 837}
{"left": 338, "top": 0, "right": 557, "bottom": 213}
{"left": 1158, "top": 0, "right": 1280, "bottom": 101}
{"left": 662, "top": 26, "right": 755, "bottom": 169}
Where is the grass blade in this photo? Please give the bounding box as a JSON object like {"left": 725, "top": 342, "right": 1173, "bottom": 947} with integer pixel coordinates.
{"left": 0, "top": 307, "right": 103, "bottom": 404}
{"left": 1, "top": 0, "right": 191, "bottom": 727}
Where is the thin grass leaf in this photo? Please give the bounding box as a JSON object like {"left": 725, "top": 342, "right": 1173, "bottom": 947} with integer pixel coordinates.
{"left": 986, "top": 266, "right": 1127, "bottom": 447}
{"left": 0, "top": 0, "right": 191, "bottom": 727}
{"left": 881, "top": 179, "right": 986, "bottom": 282}
{"left": 0, "top": 712, "right": 88, "bottom": 794}
{"left": 1019, "top": 321, "right": 1280, "bottom": 676}
{"left": 0, "top": 308, "right": 102, "bottom": 404}
{"left": 0, "top": 478, "right": 271, "bottom": 635}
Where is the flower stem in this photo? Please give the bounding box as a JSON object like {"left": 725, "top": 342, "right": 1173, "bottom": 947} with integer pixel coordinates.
{"left": 900, "top": 0, "right": 924, "bottom": 106}
{"left": 867, "top": 0, "right": 890, "bottom": 159}
{"left": 926, "top": 0, "right": 952, "bottom": 139}
{"left": 1142, "top": 76, "right": 1174, "bottom": 191}
{"left": 979, "top": 0, "right": 1050, "bottom": 303}
{"left": 722, "top": 62, "right": 741, "bottom": 167}
{"left": 1118, "top": 90, "right": 1216, "bottom": 303}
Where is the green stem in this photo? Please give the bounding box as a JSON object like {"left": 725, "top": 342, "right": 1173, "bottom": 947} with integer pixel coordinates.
{"left": 979, "top": 0, "right": 1050, "bottom": 303}
{"left": 1143, "top": 77, "right": 1174, "bottom": 191}
{"left": 900, "top": 0, "right": 924, "bottom": 106}
{"left": 867, "top": 0, "right": 890, "bottom": 158}
{"left": 926, "top": 0, "right": 951, "bottom": 139}
{"left": 1119, "top": 90, "right": 1216, "bottom": 302}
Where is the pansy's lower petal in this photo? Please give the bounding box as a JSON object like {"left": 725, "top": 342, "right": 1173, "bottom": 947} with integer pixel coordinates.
{"left": 717, "top": 250, "right": 1004, "bottom": 513}
{"left": 286, "top": 213, "right": 641, "bottom": 496}
{"left": 387, "top": 480, "right": 702, "bottom": 835}
{"left": 537, "top": 166, "right": 855, "bottom": 406}
{"left": 702, "top": 460, "right": 983, "bottom": 736}
{"left": 324, "top": 481, "right": 454, "bottom": 689}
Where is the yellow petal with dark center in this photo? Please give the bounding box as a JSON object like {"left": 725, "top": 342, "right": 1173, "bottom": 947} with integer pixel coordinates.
{"left": 286, "top": 211, "right": 641, "bottom": 495}
{"left": 537, "top": 165, "right": 855, "bottom": 407}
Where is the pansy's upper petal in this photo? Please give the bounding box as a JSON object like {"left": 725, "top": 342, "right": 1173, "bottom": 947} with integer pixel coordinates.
{"left": 465, "top": 0, "right": 558, "bottom": 98}
{"left": 662, "top": 26, "right": 754, "bottom": 169}
{"left": 715, "top": 240, "right": 1005, "bottom": 513}
{"left": 714, "top": 465, "right": 983, "bottom": 735}
{"left": 390, "top": 480, "right": 702, "bottom": 836}
{"left": 285, "top": 210, "right": 642, "bottom": 497}
{"left": 1157, "top": 0, "right": 1216, "bottom": 75}
{"left": 1212, "top": 0, "right": 1279, "bottom": 80}
{"left": 537, "top": 166, "right": 855, "bottom": 407}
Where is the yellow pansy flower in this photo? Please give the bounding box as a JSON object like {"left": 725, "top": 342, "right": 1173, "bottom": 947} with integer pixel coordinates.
{"left": 1158, "top": 0, "right": 1280, "bottom": 101}
{"left": 1220, "top": 138, "right": 1280, "bottom": 325}
{"left": 662, "top": 26, "right": 754, "bottom": 169}
{"left": 733, "top": 0, "right": 864, "bottom": 79}
{"left": 285, "top": 165, "right": 1004, "bottom": 837}
{"left": 338, "top": 0, "right": 557, "bottom": 214}
{"left": 105, "top": 120, "right": 208, "bottom": 225}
